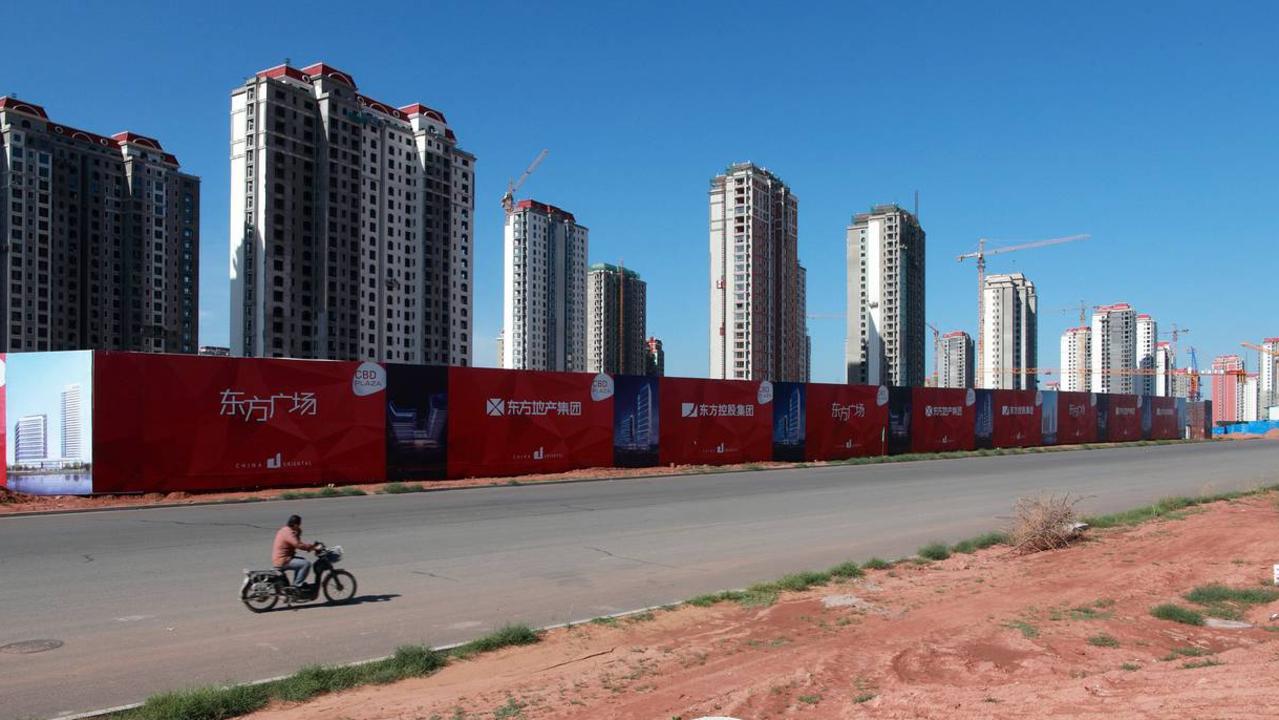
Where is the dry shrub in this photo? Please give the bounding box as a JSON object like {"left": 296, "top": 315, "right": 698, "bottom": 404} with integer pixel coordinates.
{"left": 1010, "top": 494, "right": 1082, "bottom": 553}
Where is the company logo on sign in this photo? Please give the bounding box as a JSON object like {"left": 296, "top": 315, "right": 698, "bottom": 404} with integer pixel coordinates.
{"left": 758, "top": 381, "right": 774, "bottom": 405}
{"left": 876, "top": 386, "right": 889, "bottom": 406}
{"left": 266, "top": 453, "right": 282, "bottom": 469}
{"left": 682, "top": 402, "right": 754, "bottom": 418}
{"left": 925, "top": 405, "right": 963, "bottom": 417}
{"left": 513, "top": 446, "right": 563, "bottom": 462}
{"left": 1067, "top": 403, "right": 1087, "bottom": 417}
{"left": 831, "top": 402, "right": 866, "bottom": 421}
{"left": 219, "top": 389, "right": 317, "bottom": 423}
{"left": 1115, "top": 407, "right": 1136, "bottom": 416}
{"left": 235, "top": 452, "right": 312, "bottom": 471}
{"left": 590, "top": 373, "right": 614, "bottom": 401}
{"left": 352, "top": 362, "right": 386, "bottom": 396}
{"left": 1001, "top": 405, "right": 1034, "bottom": 416}
{"left": 966, "top": 389, "right": 977, "bottom": 406}
{"left": 486, "top": 398, "right": 582, "bottom": 416}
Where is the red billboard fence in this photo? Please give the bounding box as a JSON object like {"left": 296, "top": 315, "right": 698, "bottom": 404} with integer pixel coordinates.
{"left": 0, "top": 351, "right": 1212, "bottom": 495}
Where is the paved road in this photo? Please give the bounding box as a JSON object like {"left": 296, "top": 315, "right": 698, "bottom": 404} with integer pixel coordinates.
{"left": 3, "top": 441, "right": 1278, "bottom": 719}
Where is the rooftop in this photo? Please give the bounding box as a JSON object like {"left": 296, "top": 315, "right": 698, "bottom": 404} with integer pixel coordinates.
{"left": 0, "top": 96, "right": 179, "bottom": 165}
{"left": 589, "top": 262, "right": 641, "bottom": 279}
{"left": 516, "top": 199, "right": 577, "bottom": 223}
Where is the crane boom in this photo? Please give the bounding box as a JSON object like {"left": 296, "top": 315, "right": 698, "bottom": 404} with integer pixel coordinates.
{"left": 501, "top": 149, "right": 549, "bottom": 214}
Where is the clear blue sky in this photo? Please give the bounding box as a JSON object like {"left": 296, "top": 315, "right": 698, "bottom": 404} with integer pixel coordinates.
{"left": 7, "top": 1, "right": 1276, "bottom": 381}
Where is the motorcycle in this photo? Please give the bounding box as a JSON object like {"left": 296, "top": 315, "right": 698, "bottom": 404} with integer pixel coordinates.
{"left": 241, "top": 543, "right": 357, "bottom": 612}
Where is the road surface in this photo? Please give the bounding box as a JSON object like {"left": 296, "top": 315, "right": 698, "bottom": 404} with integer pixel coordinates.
{"left": 2, "top": 441, "right": 1277, "bottom": 719}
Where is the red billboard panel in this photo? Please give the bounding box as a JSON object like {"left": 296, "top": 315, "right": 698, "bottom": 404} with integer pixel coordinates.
{"left": 447, "top": 367, "right": 613, "bottom": 478}
{"left": 910, "top": 387, "right": 976, "bottom": 453}
{"left": 991, "top": 390, "right": 1043, "bottom": 448}
{"left": 659, "top": 377, "right": 772, "bottom": 466}
{"left": 93, "top": 353, "right": 386, "bottom": 493}
{"left": 805, "top": 383, "right": 887, "bottom": 460}
{"left": 1108, "top": 394, "right": 1142, "bottom": 442}
{"left": 1150, "top": 396, "right": 1179, "bottom": 440}
{"left": 1056, "top": 392, "right": 1097, "bottom": 444}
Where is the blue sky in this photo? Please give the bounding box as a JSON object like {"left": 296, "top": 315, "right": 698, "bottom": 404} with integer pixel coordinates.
{"left": 7, "top": 1, "right": 1276, "bottom": 382}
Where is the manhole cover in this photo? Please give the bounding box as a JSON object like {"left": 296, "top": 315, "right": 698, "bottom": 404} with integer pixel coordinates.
{"left": 0, "top": 639, "right": 63, "bottom": 654}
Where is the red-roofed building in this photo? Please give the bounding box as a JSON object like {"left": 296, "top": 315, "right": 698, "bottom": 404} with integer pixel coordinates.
{"left": 502, "top": 198, "right": 588, "bottom": 371}
{"left": 0, "top": 96, "right": 200, "bottom": 353}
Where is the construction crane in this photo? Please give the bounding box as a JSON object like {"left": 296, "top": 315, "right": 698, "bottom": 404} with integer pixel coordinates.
{"left": 958, "top": 234, "right": 1089, "bottom": 385}
{"left": 1242, "top": 341, "right": 1279, "bottom": 357}
{"left": 1186, "top": 345, "right": 1201, "bottom": 401}
{"left": 501, "top": 149, "right": 549, "bottom": 214}
{"left": 927, "top": 322, "right": 942, "bottom": 387}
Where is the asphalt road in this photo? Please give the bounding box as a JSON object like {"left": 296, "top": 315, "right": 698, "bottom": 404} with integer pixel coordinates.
{"left": 3, "top": 441, "right": 1278, "bottom": 719}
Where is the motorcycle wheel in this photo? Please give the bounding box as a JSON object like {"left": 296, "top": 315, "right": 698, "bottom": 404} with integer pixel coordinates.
{"left": 322, "top": 570, "right": 358, "bottom": 604}
{"left": 242, "top": 581, "right": 279, "bottom": 613}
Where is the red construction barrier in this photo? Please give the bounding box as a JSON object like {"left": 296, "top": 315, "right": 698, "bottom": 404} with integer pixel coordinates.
{"left": 805, "top": 383, "right": 887, "bottom": 460}
{"left": 911, "top": 387, "right": 975, "bottom": 453}
{"left": 991, "top": 390, "right": 1042, "bottom": 448}
{"left": 1056, "top": 391, "right": 1097, "bottom": 444}
{"left": 446, "top": 367, "right": 613, "bottom": 478}
{"left": 1108, "top": 394, "right": 1142, "bottom": 442}
{"left": 1150, "top": 396, "right": 1179, "bottom": 440}
{"left": 659, "top": 377, "right": 771, "bottom": 466}
{"left": 93, "top": 353, "right": 386, "bottom": 493}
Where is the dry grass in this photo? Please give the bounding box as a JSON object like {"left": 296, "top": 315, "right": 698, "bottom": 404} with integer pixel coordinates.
{"left": 1010, "top": 494, "right": 1082, "bottom": 554}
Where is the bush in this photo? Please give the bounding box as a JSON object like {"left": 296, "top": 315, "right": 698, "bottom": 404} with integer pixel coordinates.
{"left": 1184, "top": 584, "right": 1279, "bottom": 606}
{"left": 917, "top": 542, "right": 950, "bottom": 561}
{"left": 455, "top": 624, "right": 539, "bottom": 657}
{"left": 951, "top": 531, "right": 1009, "bottom": 554}
{"left": 828, "top": 561, "right": 864, "bottom": 579}
{"left": 1010, "top": 494, "right": 1081, "bottom": 553}
{"left": 1150, "top": 604, "right": 1205, "bottom": 626}
{"left": 131, "top": 685, "right": 269, "bottom": 720}
{"left": 862, "top": 558, "right": 891, "bottom": 570}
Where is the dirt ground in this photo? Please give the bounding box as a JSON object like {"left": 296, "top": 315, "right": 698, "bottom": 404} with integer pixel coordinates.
{"left": 244, "top": 492, "right": 1279, "bottom": 720}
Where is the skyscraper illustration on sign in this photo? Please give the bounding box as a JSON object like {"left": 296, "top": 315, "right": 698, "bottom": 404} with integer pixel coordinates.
{"left": 613, "top": 375, "right": 659, "bottom": 467}
{"left": 61, "top": 384, "right": 82, "bottom": 461}
{"left": 772, "top": 382, "right": 806, "bottom": 461}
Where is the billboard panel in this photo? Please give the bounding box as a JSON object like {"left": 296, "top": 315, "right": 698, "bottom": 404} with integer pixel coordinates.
{"left": 772, "top": 382, "right": 806, "bottom": 462}
{"left": 659, "top": 377, "right": 771, "bottom": 466}
{"left": 804, "top": 383, "right": 888, "bottom": 461}
{"left": 1108, "top": 394, "right": 1142, "bottom": 442}
{"left": 911, "top": 387, "right": 976, "bottom": 453}
{"left": 385, "top": 364, "right": 449, "bottom": 481}
{"left": 991, "top": 389, "right": 1043, "bottom": 448}
{"left": 1056, "top": 392, "right": 1097, "bottom": 444}
{"left": 1150, "top": 396, "right": 1179, "bottom": 440}
{"left": 447, "top": 367, "right": 613, "bottom": 478}
{"left": 886, "top": 386, "right": 913, "bottom": 455}
{"left": 1094, "top": 393, "right": 1111, "bottom": 442}
{"left": 974, "top": 389, "right": 995, "bottom": 449}
{"left": 4, "top": 351, "right": 93, "bottom": 495}
{"left": 1040, "top": 390, "right": 1059, "bottom": 445}
{"left": 613, "top": 375, "right": 660, "bottom": 468}
{"left": 93, "top": 353, "right": 385, "bottom": 493}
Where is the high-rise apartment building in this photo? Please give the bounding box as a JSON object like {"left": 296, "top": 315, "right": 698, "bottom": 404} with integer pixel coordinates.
{"left": 845, "top": 204, "right": 926, "bottom": 387}
{"left": 1136, "top": 314, "right": 1158, "bottom": 396}
{"left": 503, "top": 200, "right": 587, "bottom": 371}
{"left": 940, "top": 330, "right": 974, "bottom": 389}
{"left": 0, "top": 97, "right": 200, "bottom": 354}
{"left": 60, "top": 383, "right": 82, "bottom": 461}
{"left": 980, "top": 273, "right": 1037, "bottom": 390}
{"left": 1060, "top": 326, "right": 1091, "bottom": 392}
{"left": 1154, "top": 341, "right": 1176, "bottom": 397}
{"left": 1260, "top": 337, "right": 1278, "bottom": 412}
{"left": 1243, "top": 375, "right": 1259, "bottom": 422}
{"left": 230, "top": 63, "right": 475, "bottom": 364}
{"left": 14, "top": 414, "right": 47, "bottom": 463}
{"left": 1210, "top": 354, "right": 1245, "bottom": 424}
{"left": 645, "top": 337, "right": 665, "bottom": 377}
{"left": 709, "top": 163, "right": 808, "bottom": 382}
{"left": 586, "top": 263, "right": 646, "bottom": 375}
{"left": 1090, "top": 303, "right": 1136, "bottom": 394}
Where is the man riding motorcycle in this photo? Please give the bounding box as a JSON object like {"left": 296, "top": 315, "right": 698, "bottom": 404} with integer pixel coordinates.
{"left": 272, "top": 514, "right": 317, "bottom": 588}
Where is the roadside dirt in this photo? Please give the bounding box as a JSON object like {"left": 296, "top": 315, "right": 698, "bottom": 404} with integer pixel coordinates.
{"left": 245, "top": 492, "right": 1279, "bottom": 720}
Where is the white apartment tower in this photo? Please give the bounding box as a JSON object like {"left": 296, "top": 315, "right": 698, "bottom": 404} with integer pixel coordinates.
{"left": 230, "top": 63, "right": 475, "bottom": 364}
{"left": 14, "top": 415, "right": 47, "bottom": 463}
{"left": 980, "top": 273, "right": 1037, "bottom": 390}
{"left": 60, "top": 383, "right": 82, "bottom": 461}
{"left": 1154, "top": 341, "right": 1177, "bottom": 397}
{"left": 1060, "top": 326, "right": 1091, "bottom": 392}
{"left": 1261, "top": 337, "right": 1279, "bottom": 412}
{"left": 586, "top": 263, "right": 646, "bottom": 375}
{"left": 846, "top": 204, "right": 926, "bottom": 386}
{"left": 503, "top": 200, "right": 587, "bottom": 371}
{"left": 709, "top": 163, "right": 807, "bottom": 382}
{"left": 1091, "top": 303, "right": 1137, "bottom": 394}
{"left": 940, "top": 331, "right": 974, "bottom": 389}
{"left": 1136, "top": 314, "right": 1158, "bottom": 396}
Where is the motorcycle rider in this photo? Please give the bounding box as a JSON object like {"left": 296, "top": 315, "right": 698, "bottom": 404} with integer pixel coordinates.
{"left": 273, "top": 514, "right": 317, "bottom": 589}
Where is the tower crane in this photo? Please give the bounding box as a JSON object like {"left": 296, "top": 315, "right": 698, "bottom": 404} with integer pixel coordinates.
{"left": 501, "top": 149, "right": 549, "bottom": 215}
{"left": 927, "top": 322, "right": 941, "bottom": 387}
{"left": 957, "top": 234, "right": 1089, "bottom": 386}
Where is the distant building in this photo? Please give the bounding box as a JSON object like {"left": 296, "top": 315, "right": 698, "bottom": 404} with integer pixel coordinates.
{"left": 60, "top": 384, "right": 82, "bottom": 461}
{"left": 980, "top": 273, "right": 1037, "bottom": 389}
{"left": 198, "top": 346, "right": 230, "bottom": 357}
{"left": 1154, "top": 341, "right": 1175, "bottom": 397}
{"left": 503, "top": 200, "right": 587, "bottom": 371}
{"left": 14, "top": 414, "right": 47, "bottom": 463}
{"left": 940, "top": 331, "right": 974, "bottom": 389}
{"left": 0, "top": 96, "right": 200, "bottom": 354}
{"left": 1136, "top": 314, "right": 1158, "bottom": 396}
{"left": 709, "top": 163, "right": 807, "bottom": 382}
{"left": 845, "top": 204, "right": 926, "bottom": 386}
{"left": 1060, "top": 326, "right": 1091, "bottom": 392}
{"left": 586, "top": 263, "right": 646, "bottom": 375}
{"left": 1261, "top": 337, "right": 1279, "bottom": 412}
{"left": 1210, "top": 354, "right": 1245, "bottom": 424}
{"left": 1091, "top": 304, "right": 1136, "bottom": 394}
{"left": 495, "top": 331, "right": 504, "bottom": 369}
{"left": 645, "top": 337, "right": 665, "bottom": 377}
{"left": 1243, "top": 375, "right": 1259, "bottom": 422}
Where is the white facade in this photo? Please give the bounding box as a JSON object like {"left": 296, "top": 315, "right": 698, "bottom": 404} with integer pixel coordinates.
{"left": 60, "top": 384, "right": 82, "bottom": 461}
{"left": 14, "top": 414, "right": 46, "bottom": 463}
{"left": 709, "top": 163, "right": 807, "bottom": 382}
{"left": 1154, "top": 342, "right": 1176, "bottom": 397}
{"left": 230, "top": 63, "right": 474, "bottom": 364}
{"left": 1090, "top": 304, "right": 1136, "bottom": 394}
{"left": 1242, "top": 375, "right": 1259, "bottom": 422}
{"left": 940, "top": 331, "right": 974, "bottom": 388}
{"left": 503, "top": 200, "right": 587, "bottom": 371}
{"left": 1261, "top": 338, "right": 1279, "bottom": 412}
{"left": 1136, "top": 314, "right": 1157, "bottom": 396}
{"left": 846, "top": 205, "right": 926, "bottom": 386}
{"left": 980, "top": 273, "right": 1037, "bottom": 390}
{"left": 1060, "top": 326, "right": 1091, "bottom": 392}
